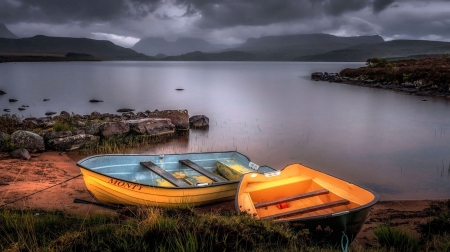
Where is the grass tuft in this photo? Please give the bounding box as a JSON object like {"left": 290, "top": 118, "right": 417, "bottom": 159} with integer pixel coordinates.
{"left": 374, "top": 224, "right": 420, "bottom": 252}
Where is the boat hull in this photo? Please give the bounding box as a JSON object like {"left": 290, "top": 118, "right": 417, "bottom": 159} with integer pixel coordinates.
{"left": 80, "top": 168, "right": 238, "bottom": 207}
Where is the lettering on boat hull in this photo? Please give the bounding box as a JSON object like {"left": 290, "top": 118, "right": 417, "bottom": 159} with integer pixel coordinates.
{"left": 109, "top": 178, "right": 142, "bottom": 191}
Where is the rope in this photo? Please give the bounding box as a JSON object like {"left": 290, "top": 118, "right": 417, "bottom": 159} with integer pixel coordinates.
{"left": 0, "top": 173, "right": 82, "bottom": 208}
{"left": 341, "top": 231, "right": 349, "bottom": 252}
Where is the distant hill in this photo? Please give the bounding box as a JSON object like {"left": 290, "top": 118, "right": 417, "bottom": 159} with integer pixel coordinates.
{"left": 132, "top": 37, "right": 235, "bottom": 56}
{"left": 0, "top": 35, "right": 151, "bottom": 60}
{"left": 230, "top": 34, "right": 384, "bottom": 60}
{"left": 162, "top": 51, "right": 259, "bottom": 61}
{"left": 297, "top": 40, "right": 450, "bottom": 62}
{"left": 0, "top": 23, "right": 18, "bottom": 39}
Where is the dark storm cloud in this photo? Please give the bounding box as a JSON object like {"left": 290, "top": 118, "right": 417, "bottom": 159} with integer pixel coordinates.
{"left": 173, "top": 0, "right": 379, "bottom": 28}
{"left": 0, "top": 0, "right": 162, "bottom": 24}
{"left": 372, "top": 0, "right": 395, "bottom": 13}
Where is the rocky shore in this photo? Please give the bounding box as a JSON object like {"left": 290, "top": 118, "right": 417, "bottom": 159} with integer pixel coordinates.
{"left": 0, "top": 109, "right": 209, "bottom": 160}
{"left": 311, "top": 57, "right": 450, "bottom": 99}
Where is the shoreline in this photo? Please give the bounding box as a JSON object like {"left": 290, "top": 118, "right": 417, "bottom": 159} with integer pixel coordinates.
{"left": 0, "top": 151, "right": 447, "bottom": 249}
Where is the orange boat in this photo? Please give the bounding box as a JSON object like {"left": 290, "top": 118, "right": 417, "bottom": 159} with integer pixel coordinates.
{"left": 235, "top": 163, "right": 379, "bottom": 243}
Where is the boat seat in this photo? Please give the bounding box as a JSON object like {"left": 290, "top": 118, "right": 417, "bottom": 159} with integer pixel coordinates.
{"left": 140, "top": 161, "right": 191, "bottom": 187}
{"left": 179, "top": 159, "right": 227, "bottom": 182}
{"left": 254, "top": 189, "right": 329, "bottom": 208}
{"left": 261, "top": 199, "right": 350, "bottom": 220}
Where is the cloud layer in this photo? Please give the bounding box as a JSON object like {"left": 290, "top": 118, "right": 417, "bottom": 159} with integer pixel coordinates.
{"left": 1, "top": 0, "right": 450, "bottom": 47}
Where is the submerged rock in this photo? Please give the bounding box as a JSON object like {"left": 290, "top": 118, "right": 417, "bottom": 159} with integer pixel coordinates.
{"left": 117, "top": 108, "right": 135, "bottom": 113}
{"left": 189, "top": 115, "right": 209, "bottom": 128}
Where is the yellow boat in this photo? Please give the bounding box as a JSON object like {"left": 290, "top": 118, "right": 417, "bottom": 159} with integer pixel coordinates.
{"left": 235, "top": 163, "right": 379, "bottom": 243}
{"left": 77, "top": 151, "right": 275, "bottom": 207}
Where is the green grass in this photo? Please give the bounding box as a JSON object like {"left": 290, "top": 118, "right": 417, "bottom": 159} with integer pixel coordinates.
{"left": 0, "top": 114, "right": 22, "bottom": 134}
{"left": 373, "top": 224, "right": 420, "bottom": 252}
{"left": 0, "top": 206, "right": 341, "bottom": 252}
{"left": 78, "top": 133, "right": 173, "bottom": 155}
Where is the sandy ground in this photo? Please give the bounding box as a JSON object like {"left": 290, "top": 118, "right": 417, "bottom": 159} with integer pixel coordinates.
{"left": 0, "top": 151, "right": 445, "bottom": 248}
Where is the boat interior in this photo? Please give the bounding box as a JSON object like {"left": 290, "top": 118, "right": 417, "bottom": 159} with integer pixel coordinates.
{"left": 78, "top": 152, "right": 274, "bottom": 188}
{"left": 238, "top": 164, "right": 377, "bottom": 221}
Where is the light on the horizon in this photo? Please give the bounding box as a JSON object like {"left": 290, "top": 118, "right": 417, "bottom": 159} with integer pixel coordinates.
{"left": 91, "top": 32, "right": 140, "bottom": 48}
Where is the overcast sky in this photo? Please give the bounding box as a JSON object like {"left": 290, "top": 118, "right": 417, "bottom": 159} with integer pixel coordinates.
{"left": 1, "top": 0, "right": 450, "bottom": 47}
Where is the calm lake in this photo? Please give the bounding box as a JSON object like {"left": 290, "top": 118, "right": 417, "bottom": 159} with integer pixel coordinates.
{"left": 1, "top": 61, "right": 450, "bottom": 200}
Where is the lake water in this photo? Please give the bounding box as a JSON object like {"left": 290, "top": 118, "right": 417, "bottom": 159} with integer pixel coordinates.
{"left": 1, "top": 61, "right": 450, "bottom": 200}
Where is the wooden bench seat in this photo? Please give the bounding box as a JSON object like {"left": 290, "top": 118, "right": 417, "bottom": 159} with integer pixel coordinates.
{"left": 179, "top": 159, "right": 226, "bottom": 182}
{"left": 254, "top": 189, "right": 329, "bottom": 208}
{"left": 261, "top": 199, "right": 350, "bottom": 220}
{"left": 140, "top": 161, "right": 190, "bottom": 187}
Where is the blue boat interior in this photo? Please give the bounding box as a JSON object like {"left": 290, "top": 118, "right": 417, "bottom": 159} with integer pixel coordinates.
{"left": 78, "top": 152, "right": 275, "bottom": 187}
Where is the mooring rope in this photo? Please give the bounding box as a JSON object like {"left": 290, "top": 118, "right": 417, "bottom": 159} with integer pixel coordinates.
{"left": 0, "top": 173, "right": 82, "bottom": 208}
{"left": 341, "top": 231, "right": 349, "bottom": 252}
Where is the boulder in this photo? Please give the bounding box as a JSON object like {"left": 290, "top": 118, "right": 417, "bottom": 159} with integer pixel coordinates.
{"left": 10, "top": 149, "right": 31, "bottom": 160}
{"left": 44, "top": 131, "right": 72, "bottom": 141}
{"left": 189, "top": 115, "right": 209, "bottom": 128}
{"left": 83, "top": 121, "right": 100, "bottom": 135}
{"left": 90, "top": 111, "right": 101, "bottom": 119}
{"left": 47, "top": 134, "right": 99, "bottom": 151}
{"left": 60, "top": 111, "right": 71, "bottom": 118}
{"left": 148, "top": 110, "right": 189, "bottom": 130}
{"left": 0, "top": 90, "right": 6, "bottom": 95}
{"left": 89, "top": 99, "right": 103, "bottom": 103}
{"left": 10, "top": 130, "right": 45, "bottom": 153}
{"left": 9, "top": 99, "right": 17, "bottom": 102}
{"left": 98, "top": 121, "right": 130, "bottom": 137}
{"left": 127, "top": 118, "right": 175, "bottom": 136}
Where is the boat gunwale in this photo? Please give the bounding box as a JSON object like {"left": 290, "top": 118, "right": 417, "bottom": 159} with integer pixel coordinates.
{"left": 77, "top": 151, "right": 254, "bottom": 190}
{"left": 234, "top": 162, "right": 380, "bottom": 223}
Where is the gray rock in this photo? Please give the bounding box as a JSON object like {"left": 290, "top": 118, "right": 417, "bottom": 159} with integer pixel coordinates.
{"left": 72, "top": 129, "right": 85, "bottom": 135}
{"left": 83, "top": 121, "right": 100, "bottom": 135}
{"left": 10, "top": 149, "right": 31, "bottom": 160}
{"left": 76, "top": 120, "right": 86, "bottom": 127}
{"left": 60, "top": 111, "right": 70, "bottom": 117}
{"left": 90, "top": 111, "right": 101, "bottom": 119}
{"left": 189, "top": 115, "right": 209, "bottom": 128}
{"left": 10, "top": 130, "right": 45, "bottom": 153}
{"left": 44, "top": 131, "right": 72, "bottom": 141}
{"left": 47, "top": 134, "right": 99, "bottom": 151}
{"left": 98, "top": 121, "right": 130, "bottom": 137}
{"left": 148, "top": 109, "right": 190, "bottom": 130}
{"left": 127, "top": 118, "right": 175, "bottom": 136}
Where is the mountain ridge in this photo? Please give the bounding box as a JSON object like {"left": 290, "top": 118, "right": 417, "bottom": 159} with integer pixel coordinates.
{"left": 132, "top": 37, "right": 234, "bottom": 56}
{"left": 0, "top": 35, "right": 151, "bottom": 60}
{"left": 0, "top": 23, "right": 18, "bottom": 39}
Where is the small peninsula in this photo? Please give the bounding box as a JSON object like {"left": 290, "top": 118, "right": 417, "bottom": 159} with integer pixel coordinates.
{"left": 312, "top": 57, "right": 450, "bottom": 98}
